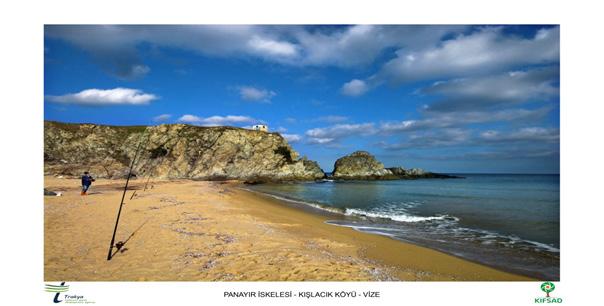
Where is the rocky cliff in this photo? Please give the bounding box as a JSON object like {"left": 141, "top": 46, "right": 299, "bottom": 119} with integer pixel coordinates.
{"left": 44, "top": 121, "right": 325, "bottom": 181}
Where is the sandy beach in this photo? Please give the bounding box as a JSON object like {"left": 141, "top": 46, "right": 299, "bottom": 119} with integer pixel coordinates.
{"left": 44, "top": 176, "right": 532, "bottom": 281}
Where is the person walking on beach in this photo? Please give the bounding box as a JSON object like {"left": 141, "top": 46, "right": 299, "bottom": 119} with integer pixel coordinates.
{"left": 81, "top": 171, "right": 95, "bottom": 195}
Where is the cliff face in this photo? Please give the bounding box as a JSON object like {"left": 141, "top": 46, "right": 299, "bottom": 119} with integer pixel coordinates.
{"left": 44, "top": 121, "right": 325, "bottom": 181}
{"left": 332, "top": 151, "right": 395, "bottom": 180}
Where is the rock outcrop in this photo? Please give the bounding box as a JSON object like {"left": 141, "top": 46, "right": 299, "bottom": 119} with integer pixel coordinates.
{"left": 332, "top": 151, "right": 396, "bottom": 180}
{"left": 385, "top": 167, "right": 461, "bottom": 179}
{"left": 331, "top": 151, "right": 462, "bottom": 180}
{"left": 44, "top": 121, "right": 325, "bottom": 181}
{"left": 387, "top": 166, "right": 407, "bottom": 176}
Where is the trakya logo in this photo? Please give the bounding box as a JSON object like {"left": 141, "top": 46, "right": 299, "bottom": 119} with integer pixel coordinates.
{"left": 45, "top": 282, "right": 94, "bottom": 304}
{"left": 535, "top": 282, "right": 563, "bottom": 304}
{"left": 45, "top": 282, "right": 69, "bottom": 303}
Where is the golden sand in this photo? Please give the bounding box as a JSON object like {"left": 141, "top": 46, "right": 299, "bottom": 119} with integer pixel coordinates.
{"left": 44, "top": 176, "right": 532, "bottom": 281}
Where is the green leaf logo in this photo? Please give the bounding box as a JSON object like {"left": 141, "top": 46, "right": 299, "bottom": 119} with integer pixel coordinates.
{"left": 540, "top": 282, "right": 555, "bottom": 297}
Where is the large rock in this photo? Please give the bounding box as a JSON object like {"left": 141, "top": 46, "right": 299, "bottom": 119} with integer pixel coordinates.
{"left": 44, "top": 121, "right": 325, "bottom": 181}
{"left": 332, "top": 151, "right": 394, "bottom": 180}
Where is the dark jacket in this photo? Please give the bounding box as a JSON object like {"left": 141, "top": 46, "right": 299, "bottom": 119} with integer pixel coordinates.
{"left": 81, "top": 175, "right": 94, "bottom": 186}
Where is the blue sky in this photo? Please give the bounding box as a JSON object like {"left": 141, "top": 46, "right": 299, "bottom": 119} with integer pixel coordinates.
{"left": 44, "top": 25, "right": 559, "bottom": 174}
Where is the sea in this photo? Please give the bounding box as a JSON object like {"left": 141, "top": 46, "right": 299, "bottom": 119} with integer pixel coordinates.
{"left": 245, "top": 174, "right": 560, "bottom": 280}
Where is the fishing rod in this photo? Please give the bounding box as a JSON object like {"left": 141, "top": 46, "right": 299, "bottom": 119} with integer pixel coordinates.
{"left": 106, "top": 132, "right": 148, "bottom": 261}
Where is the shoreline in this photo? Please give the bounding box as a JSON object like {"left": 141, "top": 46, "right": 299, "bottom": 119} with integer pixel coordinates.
{"left": 44, "top": 176, "right": 532, "bottom": 281}
{"left": 233, "top": 185, "right": 533, "bottom": 281}
{"left": 239, "top": 185, "right": 554, "bottom": 280}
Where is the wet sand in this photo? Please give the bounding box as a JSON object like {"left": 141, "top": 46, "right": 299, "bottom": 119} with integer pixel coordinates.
{"left": 44, "top": 176, "right": 532, "bottom": 281}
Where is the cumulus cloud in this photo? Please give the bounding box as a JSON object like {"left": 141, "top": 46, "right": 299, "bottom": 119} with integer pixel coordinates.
{"left": 305, "top": 106, "right": 553, "bottom": 148}
{"left": 44, "top": 25, "right": 466, "bottom": 76}
{"left": 480, "top": 127, "right": 559, "bottom": 143}
{"left": 293, "top": 25, "right": 467, "bottom": 67}
{"left": 237, "top": 86, "right": 276, "bottom": 102}
{"left": 313, "top": 115, "right": 349, "bottom": 123}
{"left": 305, "top": 123, "right": 376, "bottom": 144}
{"left": 247, "top": 36, "right": 298, "bottom": 57}
{"left": 282, "top": 134, "right": 302, "bottom": 143}
{"left": 341, "top": 79, "right": 369, "bottom": 97}
{"left": 403, "top": 149, "right": 559, "bottom": 161}
{"left": 46, "top": 88, "right": 158, "bottom": 105}
{"left": 379, "top": 127, "right": 559, "bottom": 151}
{"left": 379, "top": 128, "right": 472, "bottom": 150}
{"left": 377, "top": 26, "right": 559, "bottom": 83}
{"left": 456, "top": 149, "right": 559, "bottom": 160}
{"left": 380, "top": 107, "right": 552, "bottom": 133}
{"left": 177, "top": 114, "right": 258, "bottom": 126}
{"left": 153, "top": 114, "right": 171, "bottom": 122}
{"left": 421, "top": 66, "right": 559, "bottom": 112}
{"left": 306, "top": 137, "right": 337, "bottom": 145}
{"left": 45, "top": 26, "right": 153, "bottom": 80}
{"left": 340, "top": 26, "right": 559, "bottom": 96}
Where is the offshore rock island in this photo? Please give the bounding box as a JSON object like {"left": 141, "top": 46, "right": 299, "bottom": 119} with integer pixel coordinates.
{"left": 331, "top": 151, "right": 460, "bottom": 180}
{"left": 44, "top": 121, "right": 458, "bottom": 182}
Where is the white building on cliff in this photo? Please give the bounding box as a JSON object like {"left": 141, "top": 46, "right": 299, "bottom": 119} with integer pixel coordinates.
{"left": 251, "top": 124, "right": 268, "bottom": 132}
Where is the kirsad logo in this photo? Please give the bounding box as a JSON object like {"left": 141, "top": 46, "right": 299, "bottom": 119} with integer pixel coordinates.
{"left": 534, "top": 282, "right": 563, "bottom": 304}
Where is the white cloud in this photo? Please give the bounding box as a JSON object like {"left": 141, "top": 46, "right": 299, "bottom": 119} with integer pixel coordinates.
{"left": 293, "top": 25, "right": 467, "bottom": 67}
{"left": 305, "top": 123, "right": 376, "bottom": 145}
{"left": 302, "top": 106, "right": 551, "bottom": 148}
{"left": 480, "top": 127, "right": 559, "bottom": 143}
{"left": 177, "top": 114, "right": 258, "bottom": 126}
{"left": 380, "top": 107, "right": 552, "bottom": 133}
{"left": 238, "top": 86, "right": 276, "bottom": 102}
{"left": 152, "top": 114, "right": 171, "bottom": 122}
{"left": 307, "top": 137, "right": 336, "bottom": 145}
{"left": 45, "top": 25, "right": 466, "bottom": 72}
{"left": 341, "top": 79, "right": 369, "bottom": 97}
{"left": 247, "top": 36, "right": 298, "bottom": 58}
{"left": 282, "top": 134, "right": 302, "bottom": 143}
{"left": 178, "top": 115, "right": 203, "bottom": 123}
{"left": 378, "top": 26, "right": 559, "bottom": 83}
{"left": 312, "top": 115, "right": 349, "bottom": 123}
{"left": 378, "top": 126, "right": 559, "bottom": 152}
{"left": 380, "top": 128, "right": 472, "bottom": 150}
{"left": 421, "top": 66, "right": 559, "bottom": 112}
{"left": 128, "top": 65, "right": 151, "bottom": 79}
{"left": 46, "top": 88, "right": 158, "bottom": 105}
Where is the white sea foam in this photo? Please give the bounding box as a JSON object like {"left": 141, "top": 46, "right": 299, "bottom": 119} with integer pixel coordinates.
{"left": 242, "top": 187, "right": 452, "bottom": 223}
{"left": 344, "top": 208, "right": 449, "bottom": 223}
{"left": 452, "top": 227, "right": 561, "bottom": 253}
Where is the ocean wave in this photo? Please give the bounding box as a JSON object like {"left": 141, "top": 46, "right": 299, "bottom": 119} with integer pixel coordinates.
{"left": 242, "top": 187, "right": 455, "bottom": 224}
{"left": 447, "top": 226, "right": 561, "bottom": 253}
{"left": 344, "top": 208, "right": 454, "bottom": 223}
